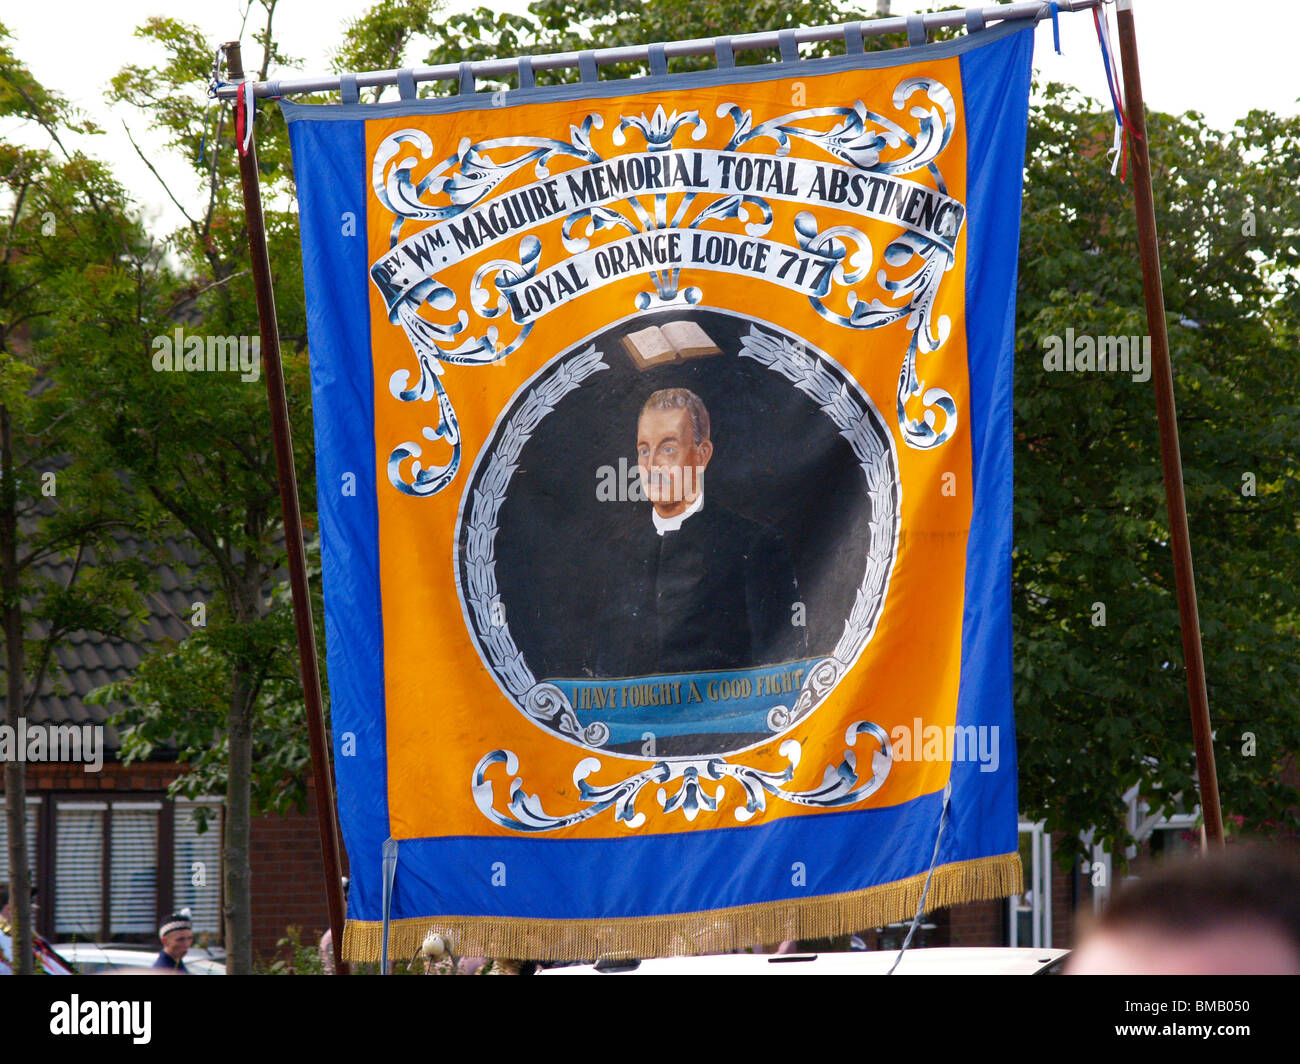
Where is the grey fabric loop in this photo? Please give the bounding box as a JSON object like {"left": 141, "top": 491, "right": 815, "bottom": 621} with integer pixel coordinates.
{"left": 648, "top": 43, "right": 667, "bottom": 77}
{"left": 907, "top": 13, "right": 926, "bottom": 47}
{"left": 844, "top": 23, "right": 865, "bottom": 54}
{"left": 714, "top": 37, "right": 735, "bottom": 69}
{"left": 965, "top": 10, "right": 987, "bottom": 34}
{"left": 778, "top": 29, "right": 798, "bottom": 63}
{"left": 578, "top": 50, "right": 598, "bottom": 82}
{"left": 264, "top": 80, "right": 281, "bottom": 98}
{"left": 396, "top": 69, "right": 416, "bottom": 100}
{"left": 517, "top": 56, "right": 535, "bottom": 89}
{"left": 339, "top": 73, "right": 359, "bottom": 105}
{"left": 458, "top": 62, "right": 474, "bottom": 95}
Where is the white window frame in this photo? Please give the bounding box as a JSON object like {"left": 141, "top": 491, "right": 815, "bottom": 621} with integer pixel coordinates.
{"left": 1007, "top": 819, "right": 1052, "bottom": 948}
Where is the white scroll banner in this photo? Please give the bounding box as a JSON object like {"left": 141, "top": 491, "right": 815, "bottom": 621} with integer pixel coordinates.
{"left": 370, "top": 149, "right": 964, "bottom": 317}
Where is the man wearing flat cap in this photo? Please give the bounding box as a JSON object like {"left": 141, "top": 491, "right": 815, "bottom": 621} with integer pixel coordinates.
{"left": 154, "top": 909, "right": 193, "bottom": 973}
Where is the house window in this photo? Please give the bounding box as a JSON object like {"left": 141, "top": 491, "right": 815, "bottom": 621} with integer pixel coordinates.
{"left": 1148, "top": 815, "right": 1199, "bottom": 859}
{"left": 109, "top": 802, "right": 161, "bottom": 936}
{"left": 54, "top": 801, "right": 107, "bottom": 940}
{"left": 24, "top": 795, "right": 224, "bottom": 944}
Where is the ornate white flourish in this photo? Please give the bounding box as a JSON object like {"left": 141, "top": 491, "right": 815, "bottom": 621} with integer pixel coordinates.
{"left": 376, "top": 119, "right": 605, "bottom": 495}
{"left": 613, "top": 105, "right": 708, "bottom": 151}
{"left": 717, "top": 82, "right": 961, "bottom": 450}
{"left": 718, "top": 79, "right": 956, "bottom": 188}
{"left": 472, "top": 722, "right": 893, "bottom": 831}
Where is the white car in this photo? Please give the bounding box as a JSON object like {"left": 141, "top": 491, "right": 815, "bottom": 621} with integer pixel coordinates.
{"left": 540, "top": 947, "right": 1069, "bottom": 975}
{"left": 51, "top": 942, "right": 227, "bottom": 975}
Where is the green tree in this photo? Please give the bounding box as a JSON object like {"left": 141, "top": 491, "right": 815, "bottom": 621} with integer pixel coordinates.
{"left": 420, "top": 0, "right": 909, "bottom": 91}
{"left": 1014, "top": 84, "right": 1300, "bottom": 861}
{"left": 58, "top": 0, "right": 318, "bottom": 972}
{"left": 0, "top": 24, "right": 154, "bottom": 973}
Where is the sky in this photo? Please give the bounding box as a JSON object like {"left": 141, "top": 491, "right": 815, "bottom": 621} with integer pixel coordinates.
{"left": 3, "top": 0, "right": 1298, "bottom": 231}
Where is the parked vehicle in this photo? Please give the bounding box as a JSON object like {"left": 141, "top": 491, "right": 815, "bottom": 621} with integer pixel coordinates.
{"left": 51, "top": 941, "right": 226, "bottom": 975}
{"left": 540, "top": 947, "right": 1070, "bottom": 975}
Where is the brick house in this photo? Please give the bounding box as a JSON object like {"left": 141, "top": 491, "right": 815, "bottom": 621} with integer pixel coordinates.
{"left": 0, "top": 547, "right": 331, "bottom": 961}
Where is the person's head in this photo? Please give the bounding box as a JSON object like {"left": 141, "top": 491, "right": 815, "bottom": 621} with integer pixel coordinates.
{"left": 1, "top": 883, "right": 37, "bottom": 922}
{"left": 1067, "top": 845, "right": 1300, "bottom": 974}
{"left": 158, "top": 910, "right": 193, "bottom": 961}
{"left": 637, "top": 388, "right": 713, "bottom": 518}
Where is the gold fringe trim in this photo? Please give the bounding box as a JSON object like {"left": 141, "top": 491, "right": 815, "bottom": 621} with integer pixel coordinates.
{"left": 342, "top": 852, "right": 1022, "bottom": 964}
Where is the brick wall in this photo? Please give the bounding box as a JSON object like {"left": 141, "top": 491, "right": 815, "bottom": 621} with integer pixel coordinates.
{"left": 944, "top": 897, "right": 1004, "bottom": 946}
{"left": 249, "top": 795, "right": 335, "bottom": 959}
{"left": 22, "top": 759, "right": 179, "bottom": 792}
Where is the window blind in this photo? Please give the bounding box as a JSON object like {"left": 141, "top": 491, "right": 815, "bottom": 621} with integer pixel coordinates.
{"left": 53, "top": 802, "right": 106, "bottom": 939}
{"left": 172, "top": 800, "right": 222, "bottom": 936}
{"left": 109, "top": 802, "right": 160, "bottom": 936}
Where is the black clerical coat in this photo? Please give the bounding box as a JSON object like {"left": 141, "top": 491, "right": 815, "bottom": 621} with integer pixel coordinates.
{"left": 594, "top": 501, "right": 804, "bottom": 677}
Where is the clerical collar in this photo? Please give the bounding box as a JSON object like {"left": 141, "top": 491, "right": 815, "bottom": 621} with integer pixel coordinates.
{"left": 652, "top": 493, "right": 703, "bottom": 536}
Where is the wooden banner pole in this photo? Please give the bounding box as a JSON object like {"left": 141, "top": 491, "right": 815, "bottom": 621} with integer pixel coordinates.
{"left": 224, "top": 41, "right": 352, "bottom": 968}
{"left": 1114, "top": 1, "right": 1224, "bottom": 849}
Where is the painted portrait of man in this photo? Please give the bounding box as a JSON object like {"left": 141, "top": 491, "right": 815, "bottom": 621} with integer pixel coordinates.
{"left": 594, "top": 387, "right": 806, "bottom": 678}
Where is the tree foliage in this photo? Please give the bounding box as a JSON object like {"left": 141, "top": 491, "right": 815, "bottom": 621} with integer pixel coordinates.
{"left": 67, "top": 0, "right": 318, "bottom": 971}
{"left": 0, "top": 21, "right": 156, "bottom": 974}
{"left": 1015, "top": 84, "right": 1300, "bottom": 861}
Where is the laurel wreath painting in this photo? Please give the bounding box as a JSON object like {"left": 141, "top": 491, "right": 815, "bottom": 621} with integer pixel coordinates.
{"left": 373, "top": 77, "right": 965, "bottom": 501}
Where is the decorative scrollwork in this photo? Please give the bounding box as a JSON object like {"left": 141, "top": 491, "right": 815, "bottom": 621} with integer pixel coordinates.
{"left": 472, "top": 722, "right": 893, "bottom": 831}
{"left": 613, "top": 105, "right": 708, "bottom": 151}
{"left": 713, "top": 85, "right": 960, "bottom": 450}
{"left": 373, "top": 122, "right": 604, "bottom": 224}
{"left": 718, "top": 79, "right": 956, "bottom": 187}
{"left": 788, "top": 213, "right": 957, "bottom": 450}
{"left": 375, "top": 76, "right": 963, "bottom": 498}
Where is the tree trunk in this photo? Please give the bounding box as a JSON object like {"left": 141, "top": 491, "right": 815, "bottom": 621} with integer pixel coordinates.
{"left": 0, "top": 404, "right": 33, "bottom": 975}
{"left": 223, "top": 662, "right": 254, "bottom": 973}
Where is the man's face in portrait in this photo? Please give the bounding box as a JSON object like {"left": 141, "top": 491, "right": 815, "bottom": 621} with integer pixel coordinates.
{"left": 637, "top": 406, "right": 712, "bottom": 518}
{"left": 162, "top": 928, "right": 193, "bottom": 961}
